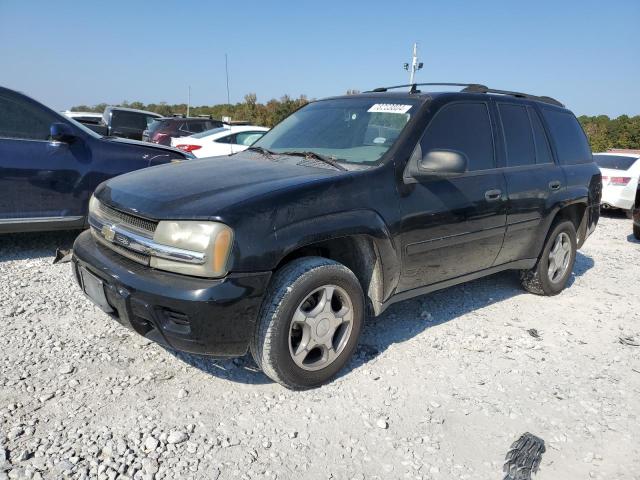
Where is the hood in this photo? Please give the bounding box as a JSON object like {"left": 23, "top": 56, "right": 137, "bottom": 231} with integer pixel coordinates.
{"left": 103, "top": 136, "right": 190, "bottom": 157}
{"left": 95, "top": 151, "right": 343, "bottom": 220}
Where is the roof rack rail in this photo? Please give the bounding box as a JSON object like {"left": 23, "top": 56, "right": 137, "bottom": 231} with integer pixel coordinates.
{"left": 460, "top": 84, "right": 564, "bottom": 107}
{"left": 367, "top": 83, "right": 564, "bottom": 107}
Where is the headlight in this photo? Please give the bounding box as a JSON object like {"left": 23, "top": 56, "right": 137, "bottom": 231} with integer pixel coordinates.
{"left": 89, "top": 195, "right": 99, "bottom": 216}
{"left": 150, "top": 221, "right": 233, "bottom": 278}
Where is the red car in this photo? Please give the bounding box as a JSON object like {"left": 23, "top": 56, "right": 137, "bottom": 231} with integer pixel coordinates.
{"left": 142, "top": 116, "right": 224, "bottom": 146}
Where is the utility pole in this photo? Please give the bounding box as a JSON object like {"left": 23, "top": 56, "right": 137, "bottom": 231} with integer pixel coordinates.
{"left": 403, "top": 42, "right": 424, "bottom": 85}
{"left": 187, "top": 86, "right": 191, "bottom": 117}
{"left": 225, "top": 54, "right": 230, "bottom": 105}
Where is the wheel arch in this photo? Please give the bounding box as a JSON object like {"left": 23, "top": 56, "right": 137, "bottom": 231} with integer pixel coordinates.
{"left": 271, "top": 210, "right": 399, "bottom": 316}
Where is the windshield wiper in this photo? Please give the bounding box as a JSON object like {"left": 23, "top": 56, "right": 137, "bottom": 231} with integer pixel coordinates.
{"left": 280, "top": 151, "right": 347, "bottom": 171}
{"left": 246, "top": 146, "right": 277, "bottom": 157}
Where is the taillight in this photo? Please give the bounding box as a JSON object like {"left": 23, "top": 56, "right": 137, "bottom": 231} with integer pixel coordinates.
{"left": 610, "top": 177, "right": 631, "bottom": 186}
{"left": 176, "top": 144, "right": 202, "bottom": 152}
{"left": 601, "top": 176, "right": 608, "bottom": 183}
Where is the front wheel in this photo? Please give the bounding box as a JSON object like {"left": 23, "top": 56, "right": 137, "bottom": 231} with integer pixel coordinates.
{"left": 251, "top": 257, "right": 364, "bottom": 389}
{"left": 521, "top": 220, "right": 577, "bottom": 296}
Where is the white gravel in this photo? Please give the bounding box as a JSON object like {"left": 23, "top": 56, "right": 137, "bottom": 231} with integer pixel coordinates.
{"left": 1, "top": 216, "right": 639, "bottom": 480}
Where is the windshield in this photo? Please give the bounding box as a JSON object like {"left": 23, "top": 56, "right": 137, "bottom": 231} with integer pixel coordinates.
{"left": 192, "top": 126, "right": 230, "bottom": 139}
{"left": 594, "top": 154, "right": 638, "bottom": 170}
{"left": 253, "top": 97, "right": 421, "bottom": 165}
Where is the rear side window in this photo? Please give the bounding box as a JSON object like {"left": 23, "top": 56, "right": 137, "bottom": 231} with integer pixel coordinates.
{"left": 529, "top": 108, "right": 554, "bottom": 164}
{"left": 236, "top": 131, "right": 265, "bottom": 146}
{"left": 498, "top": 104, "right": 536, "bottom": 167}
{"left": 111, "top": 111, "right": 149, "bottom": 130}
{"left": 594, "top": 154, "right": 638, "bottom": 170}
{"left": 421, "top": 102, "right": 494, "bottom": 171}
{"left": 541, "top": 109, "right": 592, "bottom": 165}
{"left": 0, "top": 94, "right": 57, "bottom": 140}
{"left": 215, "top": 134, "right": 235, "bottom": 144}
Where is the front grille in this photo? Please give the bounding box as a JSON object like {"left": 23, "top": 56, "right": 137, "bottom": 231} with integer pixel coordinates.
{"left": 99, "top": 203, "right": 157, "bottom": 233}
{"left": 92, "top": 228, "right": 150, "bottom": 266}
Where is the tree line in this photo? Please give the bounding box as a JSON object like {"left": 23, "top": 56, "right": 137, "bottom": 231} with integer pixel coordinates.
{"left": 71, "top": 95, "right": 640, "bottom": 150}
{"left": 71, "top": 93, "right": 311, "bottom": 128}
{"left": 577, "top": 115, "right": 640, "bottom": 152}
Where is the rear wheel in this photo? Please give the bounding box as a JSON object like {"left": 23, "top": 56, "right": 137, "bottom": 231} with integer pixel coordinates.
{"left": 634, "top": 223, "right": 640, "bottom": 240}
{"left": 521, "top": 220, "right": 577, "bottom": 296}
{"left": 251, "top": 257, "right": 364, "bottom": 389}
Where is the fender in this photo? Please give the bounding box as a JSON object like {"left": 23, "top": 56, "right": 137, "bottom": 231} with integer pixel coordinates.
{"left": 272, "top": 209, "right": 400, "bottom": 302}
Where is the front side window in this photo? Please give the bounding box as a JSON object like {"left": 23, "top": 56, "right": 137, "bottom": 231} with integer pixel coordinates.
{"left": 498, "top": 103, "right": 535, "bottom": 167}
{"left": 253, "top": 98, "right": 421, "bottom": 165}
{"left": 420, "top": 102, "right": 495, "bottom": 171}
{"left": 0, "top": 94, "right": 57, "bottom": 140}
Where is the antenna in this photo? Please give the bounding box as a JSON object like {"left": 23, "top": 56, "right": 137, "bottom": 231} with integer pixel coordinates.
{"left": 403, "top": 42, "right": 424, "bottom": 86}
{"left": 187, "top": 86, "right": 191, "bottom": 117}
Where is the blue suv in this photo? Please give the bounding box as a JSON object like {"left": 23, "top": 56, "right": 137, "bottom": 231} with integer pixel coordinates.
{"left": 0, "top": 86, "right": 191, "bottom": 233}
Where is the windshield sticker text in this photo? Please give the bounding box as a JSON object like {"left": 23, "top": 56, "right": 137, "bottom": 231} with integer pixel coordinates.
{"left": 367, "top": 104, "right": 412, "bottom": 114}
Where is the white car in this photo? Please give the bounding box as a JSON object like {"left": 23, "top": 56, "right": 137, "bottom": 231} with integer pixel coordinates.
{"left": 171, "top": 125, "right": 269, "bottom": 158}
{"left": 594, "top": 152, "right": 640, "bottom": 216}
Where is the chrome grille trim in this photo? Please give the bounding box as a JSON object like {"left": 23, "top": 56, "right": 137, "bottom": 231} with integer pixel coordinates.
{"left": 91, "top": 228, "right": 150, "bottom": 265}
{"left": 99, "top": 203, "right": 157, "bottom": 233}
{"left": 88, "top": 213, "right": 206, "bottom": 266}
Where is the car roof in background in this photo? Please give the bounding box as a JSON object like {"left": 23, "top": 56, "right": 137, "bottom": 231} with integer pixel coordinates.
{"left": 594, "top": 152, "right": 640, "bottom": 159}
{"left": 190, "top": 125, "right": 268, "bottom": 140}
{"left": 104, "top": 106, "right": 163, "bottom": 116}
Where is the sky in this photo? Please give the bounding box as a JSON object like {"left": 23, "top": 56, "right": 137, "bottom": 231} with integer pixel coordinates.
{"left": 0, "top": 0, "right": 638, "bottom": 117}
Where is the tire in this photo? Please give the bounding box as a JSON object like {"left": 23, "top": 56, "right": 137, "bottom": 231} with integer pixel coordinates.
{"left": 634, "top": 223, "right": 640, "bottom": 240}
{"left": 251, "top": 256, "right": 364, "bottom": 389}
{"left": 521, "top": 220, "right": 577, "bottom": 296}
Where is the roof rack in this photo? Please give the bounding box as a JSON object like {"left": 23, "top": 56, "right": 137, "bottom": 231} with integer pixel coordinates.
{"left": 367, "top": 83, "right": 564, "bottom": 107}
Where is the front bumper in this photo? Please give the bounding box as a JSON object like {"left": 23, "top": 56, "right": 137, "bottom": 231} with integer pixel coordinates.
{"left": 72, "top": 230, "right": 271, "bottom": 356}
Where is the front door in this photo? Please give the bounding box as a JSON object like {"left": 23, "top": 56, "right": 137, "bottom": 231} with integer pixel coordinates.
{"left": 0, "top": 91, "right": 81, "bottom": 222}
{"left": 398, "top": 101, "right": 507, "bottom": 292}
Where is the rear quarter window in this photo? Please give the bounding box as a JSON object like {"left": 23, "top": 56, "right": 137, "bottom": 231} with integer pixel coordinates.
{"left": 541, "top": 108, "right": 592, "bottom": 165}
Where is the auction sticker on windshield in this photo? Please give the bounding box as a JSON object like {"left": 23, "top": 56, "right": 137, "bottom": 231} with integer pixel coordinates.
{"left": 367, "top": 104, "right": 413, "bottom": 114}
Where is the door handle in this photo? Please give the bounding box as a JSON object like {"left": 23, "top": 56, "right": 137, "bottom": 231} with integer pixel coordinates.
{"left": 484, "top": 189, "right": 502, "bottom": 201}
{"left": 549, "top": 180, "right": 562, "bottom": 190}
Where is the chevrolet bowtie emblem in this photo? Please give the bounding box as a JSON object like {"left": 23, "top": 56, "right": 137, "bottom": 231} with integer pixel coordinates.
{"left": 101, "top": 225, "right": 116, "bottom": 242}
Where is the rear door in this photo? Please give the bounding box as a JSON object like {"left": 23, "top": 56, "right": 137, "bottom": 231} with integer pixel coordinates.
{"left": 493, "top": 102, "right": 565, "bottom": 264}
{"left": 0, "top": 91, "right": 82, "bottom": 222}
{"left": 398, "top": 101, "right": 507, "bottom": 291}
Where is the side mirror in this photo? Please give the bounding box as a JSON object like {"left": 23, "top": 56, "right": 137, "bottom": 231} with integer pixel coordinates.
{"left": 418, "top": 149, "right": 468, "bottom": 176}
{"left": 50, "top": 122, "right": 75, "bottom": 143}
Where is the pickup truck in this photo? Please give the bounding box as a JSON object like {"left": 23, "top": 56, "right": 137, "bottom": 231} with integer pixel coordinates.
{"left": 73, "top": 83, "right": 601, "bottom": 389}
{"left": 78, "top": 106, "right": 163, "bottom": 141}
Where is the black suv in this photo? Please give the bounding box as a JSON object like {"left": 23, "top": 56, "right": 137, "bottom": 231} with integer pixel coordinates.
{"left": 142, "top": 116, "right": 225, "bottom": 145}
{"left": 72, "top": 83, "right": 601, "bottom": 389}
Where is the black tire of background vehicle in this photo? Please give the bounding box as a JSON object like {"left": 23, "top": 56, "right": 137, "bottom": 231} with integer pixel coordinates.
{"left": 250, "top": 256, "right": 364, "bottom": 389}
{"left": 634, "top": 223, "right": 640, "bottom": 240}
{"left": 520, "top": 220, "right": 577, "bottom": 296}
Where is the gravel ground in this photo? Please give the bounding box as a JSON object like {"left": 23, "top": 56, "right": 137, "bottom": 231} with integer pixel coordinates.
{"left": 1, "top": 215, "right": 639, "bottom": 480}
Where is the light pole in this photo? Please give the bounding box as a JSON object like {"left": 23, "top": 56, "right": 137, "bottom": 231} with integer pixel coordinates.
{"left": 187, "top": 86, "right": 191, "bottom": 117}
{"left": 403, "top": 42, "right": 424, "bottom": 85}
